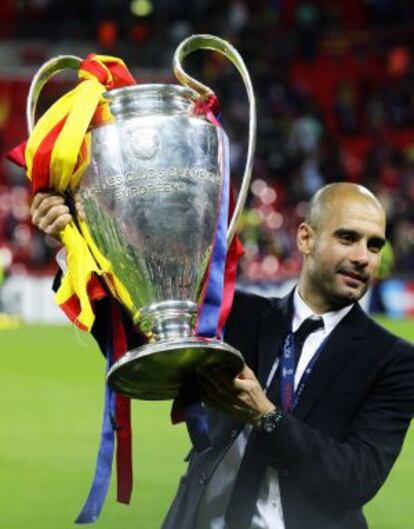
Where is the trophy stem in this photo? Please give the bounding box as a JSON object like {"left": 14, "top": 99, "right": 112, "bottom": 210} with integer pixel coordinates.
{"left": 138, "top": 300, "right": 198, "bottom": 341}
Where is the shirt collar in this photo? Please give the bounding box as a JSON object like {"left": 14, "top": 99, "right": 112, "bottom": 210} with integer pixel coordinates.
{"left": 292, "top": 288, "right": 354, "bottom": 335}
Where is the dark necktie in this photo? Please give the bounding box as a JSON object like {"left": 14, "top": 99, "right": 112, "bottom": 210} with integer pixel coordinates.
{"left": 225, "top": 316, "right": 324, "bottom": 529}
{"left": 293, "top": 316, "right": 324, "bottom": 367}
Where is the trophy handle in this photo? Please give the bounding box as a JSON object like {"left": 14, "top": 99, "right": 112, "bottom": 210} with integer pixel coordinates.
{"left": 26, "top": 55, "right": 82, "bottom": 134}
{"left": 173, "top": 34, "right": 257, "bottom": 247}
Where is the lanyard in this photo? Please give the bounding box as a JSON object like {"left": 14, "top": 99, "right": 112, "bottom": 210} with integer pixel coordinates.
{"left": 279, "top": 331, "right": 328, "bottom": 412}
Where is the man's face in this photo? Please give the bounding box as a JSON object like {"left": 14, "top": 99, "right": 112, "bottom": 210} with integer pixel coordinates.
{"left": 299, "top": 197, "right": 386, "bottom": 311}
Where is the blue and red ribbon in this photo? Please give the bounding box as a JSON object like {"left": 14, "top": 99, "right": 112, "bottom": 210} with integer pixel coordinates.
{"left": 172, "top": 100, "right": 244, "bottom": 451}
{"left": 76, "top": 300, "right": 133, "bottom": 524}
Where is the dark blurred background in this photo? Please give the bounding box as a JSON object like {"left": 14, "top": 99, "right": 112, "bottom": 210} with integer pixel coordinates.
{"left": 1, "top": 0, "right": 414, "bottom": 316}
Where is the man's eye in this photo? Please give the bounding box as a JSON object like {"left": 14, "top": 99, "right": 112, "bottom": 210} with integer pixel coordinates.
{"left": 339, "top": 234, "right": 354, "bottom": 243}
{"left": 368, "top": 244, "right": 382, "bottom": 254}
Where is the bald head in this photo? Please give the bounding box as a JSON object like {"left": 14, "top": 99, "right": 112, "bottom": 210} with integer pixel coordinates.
{"left": 306, "top": 183, "right": 385, "bottom": 231}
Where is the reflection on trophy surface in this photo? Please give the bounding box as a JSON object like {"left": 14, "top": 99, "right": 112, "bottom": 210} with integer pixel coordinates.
{"left": 28, "top": 35, "right": 257, "bottom": 399}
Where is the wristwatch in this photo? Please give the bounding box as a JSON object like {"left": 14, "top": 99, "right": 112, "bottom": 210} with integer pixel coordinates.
{"left": 258, "top": 408, "right": 284, "bottom": 433}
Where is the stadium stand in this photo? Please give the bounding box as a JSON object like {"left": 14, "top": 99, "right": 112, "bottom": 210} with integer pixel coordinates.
{"left": 1, "top": 0, "right": 414, "bottom": 284}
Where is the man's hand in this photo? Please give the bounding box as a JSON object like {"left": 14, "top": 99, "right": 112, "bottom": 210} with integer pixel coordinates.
{"left": 199, "top": 365, "right": 276, "bottom": 425}
{"left": 30, "top": 191, "right": 72, "bottom": 240}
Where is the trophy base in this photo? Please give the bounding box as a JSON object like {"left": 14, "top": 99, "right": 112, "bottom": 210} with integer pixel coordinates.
{"left": 106, "top": 337, "right": 245, "bottom": 400}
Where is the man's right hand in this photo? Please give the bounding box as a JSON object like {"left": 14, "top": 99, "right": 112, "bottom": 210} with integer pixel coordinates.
{"left": 30, "top": 191, "right": 73, "bottom": 240}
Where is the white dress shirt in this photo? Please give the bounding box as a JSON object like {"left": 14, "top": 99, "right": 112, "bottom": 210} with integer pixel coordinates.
{"left": 194, "top": 289, "right": 353, "bottom": 529}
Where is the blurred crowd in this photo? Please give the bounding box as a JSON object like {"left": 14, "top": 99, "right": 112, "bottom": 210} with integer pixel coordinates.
{"left": 1, "top": 0, "right": 414, "bottom": 283}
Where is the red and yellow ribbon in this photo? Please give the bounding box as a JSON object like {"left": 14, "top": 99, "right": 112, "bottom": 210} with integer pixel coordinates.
{"left": 24, "top": 54, "right": 136, "bottom": 331}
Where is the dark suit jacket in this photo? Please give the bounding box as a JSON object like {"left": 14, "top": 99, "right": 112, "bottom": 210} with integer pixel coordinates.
{"left": 162, "top": 290, "right": 414, "bottom": 529}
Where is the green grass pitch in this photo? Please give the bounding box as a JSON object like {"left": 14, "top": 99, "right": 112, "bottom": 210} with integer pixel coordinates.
{"left": 0, "top": 317, "right": 413, "bottom": 529}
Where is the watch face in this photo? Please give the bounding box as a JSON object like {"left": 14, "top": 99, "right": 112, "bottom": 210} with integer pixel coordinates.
{"left": 262, "top": 410, "right": 283, "bottom": 433}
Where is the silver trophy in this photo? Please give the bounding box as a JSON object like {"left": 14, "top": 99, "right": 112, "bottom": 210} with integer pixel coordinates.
{"left": 27, "top": 35, "right": 256, "bottom": 400}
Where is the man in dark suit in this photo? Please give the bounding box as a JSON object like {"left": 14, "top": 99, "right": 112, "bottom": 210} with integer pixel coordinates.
{"left": 31, "top": 182, "right": 414, "bottom": 529}
{"left": 161, "top": 182, "right": 414, "bottom": 529}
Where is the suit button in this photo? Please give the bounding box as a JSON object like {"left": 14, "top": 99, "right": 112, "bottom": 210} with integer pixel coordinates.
{"left": 199, "top": 472, "right": 208, "bottom": 485}
{"left": 230, "top": 429, "right": 238, "bottom": 438}
{"left": 280, "top": 469, "right": 290, "bottom": 478}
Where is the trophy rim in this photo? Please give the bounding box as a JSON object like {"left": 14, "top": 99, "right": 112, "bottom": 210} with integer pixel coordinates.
{"left": 104, "top": 83, "right": 200, "bottom": 103}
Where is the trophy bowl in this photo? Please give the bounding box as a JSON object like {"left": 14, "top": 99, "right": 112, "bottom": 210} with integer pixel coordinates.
{"left": 81, "top": 82, "right": 245, "bottom": 399}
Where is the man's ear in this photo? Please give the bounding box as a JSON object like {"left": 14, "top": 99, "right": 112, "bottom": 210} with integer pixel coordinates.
{"left": 297, "top": 223, "right": 315, "bottom": 255}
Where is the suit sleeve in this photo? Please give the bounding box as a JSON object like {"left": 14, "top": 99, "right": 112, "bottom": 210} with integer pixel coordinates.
{"left": 259, "top": 337, "right": 414, "bottom": 511}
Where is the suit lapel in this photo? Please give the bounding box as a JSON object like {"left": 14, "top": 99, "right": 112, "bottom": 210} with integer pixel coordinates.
{"left": 257, "top": 292, "right": 293, "bottom": 387}
{"left": 293, "top": 303, "right": 369, "bottom": 420}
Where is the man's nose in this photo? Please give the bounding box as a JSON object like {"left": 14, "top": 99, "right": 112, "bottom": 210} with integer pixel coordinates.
{"left": 350, "top": 241, "right": 369, "bottom": 266}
